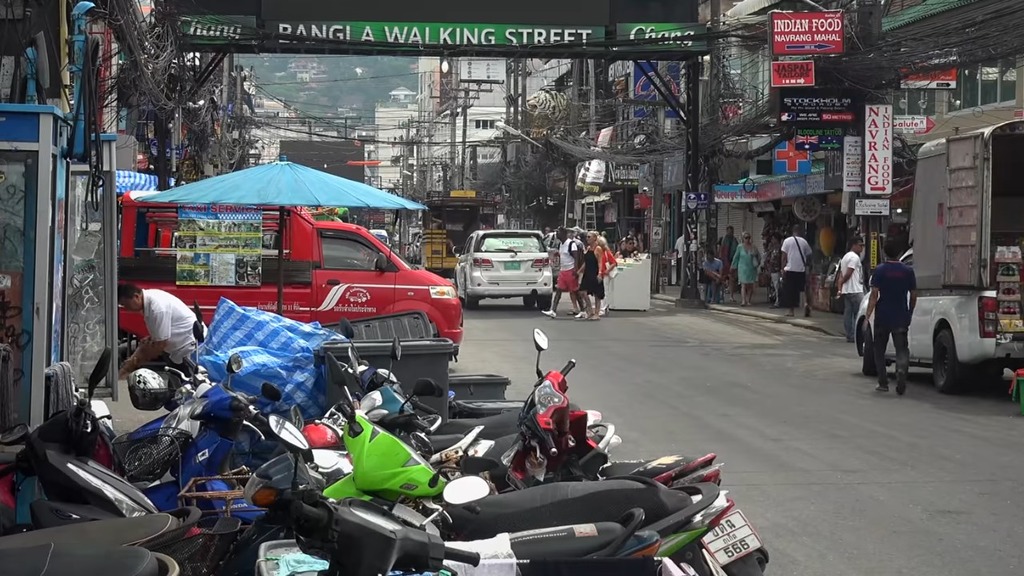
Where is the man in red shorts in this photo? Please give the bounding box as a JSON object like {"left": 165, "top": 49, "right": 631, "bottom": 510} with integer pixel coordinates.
{"left": 542, "top": 227, "right": 587, "bottom": 318}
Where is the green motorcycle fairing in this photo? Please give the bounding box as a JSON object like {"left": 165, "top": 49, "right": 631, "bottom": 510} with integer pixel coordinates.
{"left": 323, "top": 410, "right": 446, "bottom": 502}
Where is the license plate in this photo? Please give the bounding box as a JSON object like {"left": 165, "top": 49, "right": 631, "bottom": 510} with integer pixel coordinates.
{"left": 504, "top": 261, "right": 521, "bottom": 271}
{"left": 700, "top": 510, "right": 763, "bottom": 566}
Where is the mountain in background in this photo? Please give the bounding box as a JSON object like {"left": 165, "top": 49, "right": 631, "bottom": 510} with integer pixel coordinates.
{"left": 240, "top": 55, "right": 419, "bottom": 119}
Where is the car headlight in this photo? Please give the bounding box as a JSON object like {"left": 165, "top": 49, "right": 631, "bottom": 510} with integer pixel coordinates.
{"left": 429, "top": 285, "right": 457, "bottom": 299}
{"left": 66, "top": 461, "right": 151, "bottom": 517}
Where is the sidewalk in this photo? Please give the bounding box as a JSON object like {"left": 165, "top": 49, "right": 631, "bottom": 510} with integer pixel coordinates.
{"left": 652, "top": 285, "right": 846, "bottom": 337}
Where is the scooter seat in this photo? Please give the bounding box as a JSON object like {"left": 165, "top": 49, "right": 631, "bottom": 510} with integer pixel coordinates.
{"left": 428, "top": 433, "right": 466, "bottom": 452}
{"left": 2, "top": 543, "right": 159, "bottom": 576}
{"left": 435, "top": 411, "right": 520, "bottom": 439}
{"left": 447, "top": 479, "right": 690, "bottom": 540}
{"left": 508, "top": 522, "right": 626, "bottom": 560}
{"left": 0, "top": 507, "right": 201, "bottom": 550}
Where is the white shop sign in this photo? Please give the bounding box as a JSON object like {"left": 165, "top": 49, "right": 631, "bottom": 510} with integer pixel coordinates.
{"left": 854, "top": 198, "right": 890, "bottom": 216}
{"left": 842, "top": 136, "right": 863, "bottom": 193}
{"left": 864, "top": 105, "right": 893, "bottom": 195}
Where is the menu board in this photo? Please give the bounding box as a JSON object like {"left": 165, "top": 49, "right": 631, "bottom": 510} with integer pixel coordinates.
{"left": 175, "top": 205, "right": 263, "bottom": 286}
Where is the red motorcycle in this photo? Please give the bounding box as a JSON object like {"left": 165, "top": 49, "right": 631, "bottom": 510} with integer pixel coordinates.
{"left": 501, "top": 329, "right": 722, "bottom": 490}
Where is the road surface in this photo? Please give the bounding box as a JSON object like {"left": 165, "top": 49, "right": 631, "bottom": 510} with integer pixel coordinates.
{"left": 455, "top": 300, "right": 1024, "bottom": 576}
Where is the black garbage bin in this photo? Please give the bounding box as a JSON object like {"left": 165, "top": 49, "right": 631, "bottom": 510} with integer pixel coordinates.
{"left": 318, "top": 339, "right": 454, "bottom": 420}
{"left": 448, "top": 373, "right": 511, "bottom": 401}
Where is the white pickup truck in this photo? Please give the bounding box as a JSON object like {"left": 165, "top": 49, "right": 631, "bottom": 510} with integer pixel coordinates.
{"left": 854, "top": 120, "right": 1024, "bottom": 393}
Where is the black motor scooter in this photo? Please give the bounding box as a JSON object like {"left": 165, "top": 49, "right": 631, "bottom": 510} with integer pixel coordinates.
{"left": 0, "top": 348, "right": 160, "bottom": 530}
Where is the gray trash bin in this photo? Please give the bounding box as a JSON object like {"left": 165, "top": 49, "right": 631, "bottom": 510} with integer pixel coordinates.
{"left": 318, "top": 339, "right": 454, "bottom": 420}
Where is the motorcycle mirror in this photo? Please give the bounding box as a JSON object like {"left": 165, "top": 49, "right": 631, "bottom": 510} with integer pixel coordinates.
{"left": 261, "top": 382, "right": 283, "bottom": 402}
{"left": 533, "top": 328, "right": 549, "bottom": 352}
{"left": 442, "top": 475, "right": 490, "bottom": 506}
{"left": 192, "top": 321, "right": 205, "bottom": 345}
{"left": 226, "top": 353, "right": 244, "bottom": 375}
{"left": 87, "top": 348, "right": 113, "bottom": 401}
{"left": 346, "top": 344, "right": 361, "bottom": 368}
{"left": 461, "top": 456, "right": 500, "bottom": 476}
{"left": 267, "top": 413, "right": 310, "bottom": 452}
{"left": 0, "top": 423, "right": 29, "bottom": 446}
{"left": 390, "top": 335, "right": 402, "bottom": 362}
{"left": 192, "top": 301, "right": 205, "bottom": 325}
{"left": 336, "top": 318, "right": 356, "bottom": 339}
{"left": 290, "top": 405, "right": 304, "bottom": 428}
{"left": 412, "top": 377, "right": 443, "bottom": 398}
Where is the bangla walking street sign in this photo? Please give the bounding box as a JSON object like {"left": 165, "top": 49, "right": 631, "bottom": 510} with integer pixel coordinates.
{"left": 269, "top": 22, "right": 603, "bottom": 45}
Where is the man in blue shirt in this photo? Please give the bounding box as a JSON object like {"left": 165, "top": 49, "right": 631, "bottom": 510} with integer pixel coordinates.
{"left": 865, "top": 239, "right": 917, "bottom": 395}
{"left": 701, "top": 247, "right": 724, "bottom": 305}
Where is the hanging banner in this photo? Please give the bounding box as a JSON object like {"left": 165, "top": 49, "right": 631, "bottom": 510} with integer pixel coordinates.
{"left": 842, "top": 136, "right": 863, "bottom": 194}
{"left": 864, "top": 104, "right": 894, "bottom": 195}
{"left": 769, "top": 10, "right": 845, "bottom": 56}
{"left": 175, "top": 205, "right": 264, "bottom": 287}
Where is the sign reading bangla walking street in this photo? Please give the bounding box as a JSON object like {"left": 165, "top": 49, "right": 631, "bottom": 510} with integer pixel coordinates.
{"left": 166, "top": 0, "right": 705, "bottom": 56}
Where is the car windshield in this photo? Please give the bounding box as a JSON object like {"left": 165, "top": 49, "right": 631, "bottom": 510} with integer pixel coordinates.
{"left": 478, "top": 234, "right": 544, "bottom": 253}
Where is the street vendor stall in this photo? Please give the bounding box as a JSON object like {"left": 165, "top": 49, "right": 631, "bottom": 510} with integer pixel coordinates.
{"left": 607, "top": 254, "right": 651, "bottom": 311}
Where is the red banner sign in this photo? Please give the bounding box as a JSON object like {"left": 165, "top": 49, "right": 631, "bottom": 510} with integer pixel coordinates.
{"left": 771, "top": 61, "right": 816, "bottom": 87}
{"left": 769, "top": 11, "right": 845, "bottom": 56}
{"left": 901, "top": 68, "right": 958, "bottom": 90}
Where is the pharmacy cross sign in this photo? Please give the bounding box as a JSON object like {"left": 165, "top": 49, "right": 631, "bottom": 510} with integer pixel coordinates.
{"left": 774, "top": 140, "right": 811, "bottom": 175}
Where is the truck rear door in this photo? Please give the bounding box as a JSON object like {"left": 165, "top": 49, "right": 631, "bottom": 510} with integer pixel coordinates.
{"left": 944, "top": 133, "right": 988, "bottom": 287}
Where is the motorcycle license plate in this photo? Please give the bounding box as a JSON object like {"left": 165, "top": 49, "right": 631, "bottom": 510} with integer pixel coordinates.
{"left": 700, "top": 510, "right": 763, "bottom": 566}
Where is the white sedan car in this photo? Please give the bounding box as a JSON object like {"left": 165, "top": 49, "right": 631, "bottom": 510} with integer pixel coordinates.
{"left": 454, "top": 230, "right": 553, "bottom": 310}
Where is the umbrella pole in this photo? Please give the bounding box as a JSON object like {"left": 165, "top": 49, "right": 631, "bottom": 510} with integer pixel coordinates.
{"left": 277, "top": 207, "right": 285, "bottom": 315}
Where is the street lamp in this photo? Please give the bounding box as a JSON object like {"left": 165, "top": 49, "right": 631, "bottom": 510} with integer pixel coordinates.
{"left": 495, "top": 121, "right": 544, "bottom": 149}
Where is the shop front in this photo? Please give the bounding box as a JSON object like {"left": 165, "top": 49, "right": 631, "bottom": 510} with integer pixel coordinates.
{"left": 714, "top": 171, "right": 852, "bottom": 311}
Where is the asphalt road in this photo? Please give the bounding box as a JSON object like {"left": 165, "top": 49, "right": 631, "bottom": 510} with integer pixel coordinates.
{"left": 455, "top": 300, "right": 1024, "bottom": 576}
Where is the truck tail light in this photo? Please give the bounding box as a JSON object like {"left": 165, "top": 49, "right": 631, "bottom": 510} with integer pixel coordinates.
{"left": 472, "top": 257, "right": 493, "bottom": 268}
{"left": 532, "top": 258, "right": 549, "bottom": 268}
{"left": 979, "top": 296, "right": 999, "bottom": 338}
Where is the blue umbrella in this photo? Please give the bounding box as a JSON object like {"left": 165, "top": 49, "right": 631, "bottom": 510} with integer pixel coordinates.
{"left": 135, "top": 159, "right": 424, "bottom": 313}
{"left": 137, "top": 159, "right": 425, "bottom": 210}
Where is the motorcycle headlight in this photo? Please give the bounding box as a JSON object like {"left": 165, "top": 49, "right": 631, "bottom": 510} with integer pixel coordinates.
{"left": 66, "top": 462, "right": 150, "bottom": 517}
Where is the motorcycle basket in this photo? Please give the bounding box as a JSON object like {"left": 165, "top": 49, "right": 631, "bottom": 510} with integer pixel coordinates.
{"left": 144, "top": 514, "right": 242, "bottom": 576}
{"left": 112, "top": 427, "right": 192, "bottom": 483}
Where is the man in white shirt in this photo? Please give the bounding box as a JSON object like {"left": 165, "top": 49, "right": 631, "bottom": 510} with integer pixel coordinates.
{"left": 779, "top": 224, "right": 814, "bottom": 317}
{"left": 836, "top": 236, "right": 866, "bottom": 342}
{"left": 542, "top": 227, "right": 586, "bottom": 318}
{"left": 673, "top": 233, "right": 687, "bottom": 285}
{"left": 117, "top": 284, "right": 200, "bottom": 378}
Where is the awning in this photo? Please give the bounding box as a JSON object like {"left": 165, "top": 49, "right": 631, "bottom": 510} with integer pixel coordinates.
{"left": 581, "top": 192, "right": 612, "bottom": 204}
{"left": 714, "top": 163, "right": 830, "bottom": 203}
{"left": 725, "top": 0, "right": 784, "bottom": 18}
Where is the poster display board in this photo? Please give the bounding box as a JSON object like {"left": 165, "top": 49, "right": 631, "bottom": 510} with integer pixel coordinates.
{"left": 175, "top": 205, "right": 263, "bottom": 286}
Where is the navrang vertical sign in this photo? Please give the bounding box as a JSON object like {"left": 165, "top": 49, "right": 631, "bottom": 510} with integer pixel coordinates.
{"left": 864, "top": 105, "right": 893, "bottom": 195}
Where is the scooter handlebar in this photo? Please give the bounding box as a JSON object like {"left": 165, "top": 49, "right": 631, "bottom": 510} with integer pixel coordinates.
{"left": 443, "top": 546, "right": 481, "bottom": 567}
{"left": 411, "top": 398, "right": 439, "bottom": 416}
{"left": 560, "top": 359, "right": 576, "bottom": 377}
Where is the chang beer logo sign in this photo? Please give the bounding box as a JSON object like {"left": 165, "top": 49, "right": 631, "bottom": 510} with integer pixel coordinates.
{"left": 180, "top": 15, "right": 256, "bottom": 42}
{"left": 617, "top": 23, "right": 707, "bottom": 51}
{"left": 269, "top": 22, "right": 604, "bottom": 47}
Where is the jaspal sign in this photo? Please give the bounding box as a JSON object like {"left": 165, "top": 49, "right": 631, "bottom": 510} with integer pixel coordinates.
{"left": 770, "top": 60, "right": 815, "bottom": 87}
{"left": 769, "top": 10, "right": 845, "bottom": 56}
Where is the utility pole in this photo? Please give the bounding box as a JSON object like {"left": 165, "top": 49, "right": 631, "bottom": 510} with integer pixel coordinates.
{"left": 519, "top": 60, "right": 529, "bottom": 227}
{"left": 460, "top": 88, "right": 469, "bottom": 188}
{"left": 501, "top": 60, "right": 513, "bottom": 226}
{"left": 650, "top": 62, "right": 667, "bottom": 293}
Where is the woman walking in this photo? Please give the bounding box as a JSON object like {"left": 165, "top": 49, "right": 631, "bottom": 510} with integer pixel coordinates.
{"left": 732, "top": 232, "right": 761, "bottom": 306}
{"left": 580, "top": 231, "right": 605, "bottom": 320}
{"left": 597, "top": 236, "right": 617, "bottom": 316}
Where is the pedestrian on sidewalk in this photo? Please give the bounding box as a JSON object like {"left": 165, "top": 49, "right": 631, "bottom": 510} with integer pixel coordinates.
{"left": 837, "top": 236, "right": 866, "bottom": 343}
{"left": 764, "top": 233, "right": 783, "bottom": 308}
{"left": 542, "top": 227, "right": 586, "bottom": 318}
{"left": 701, "top": 248, "right": 724, "bottom": 306}
{"left": 780, "top": 224, "right": 813, "bottom": 318}
{"left": 866, "top": 240, "right": 917, "bottom": 395}
{"left": 580, "top": 231, "right": 604, "bottom": 320}
{"left": 732, "top": 231, "right": 761, "bottom": 307}
{"left": 719, "top": 226, "right": 739, "bottom": 302}
{"left": 597, "top": 235, "right": 617, "bottom": 316}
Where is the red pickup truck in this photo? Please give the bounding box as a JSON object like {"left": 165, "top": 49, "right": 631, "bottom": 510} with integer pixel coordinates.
{"left": 117, "top": 198, "right": 463, "bottom": 345}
